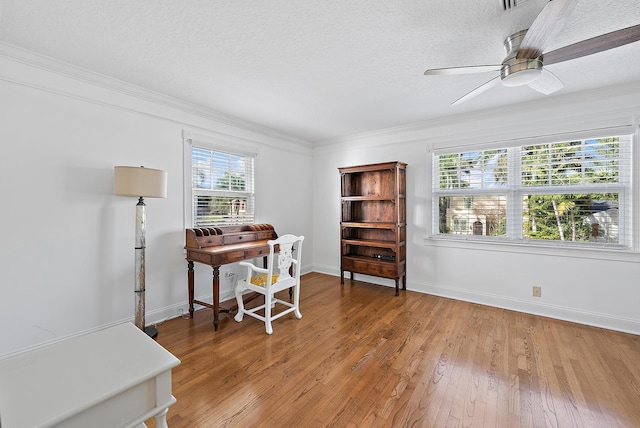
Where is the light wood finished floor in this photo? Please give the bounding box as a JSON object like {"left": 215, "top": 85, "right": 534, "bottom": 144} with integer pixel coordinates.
{"left": 146, "top": 272, "right": 640, "bottom": 427}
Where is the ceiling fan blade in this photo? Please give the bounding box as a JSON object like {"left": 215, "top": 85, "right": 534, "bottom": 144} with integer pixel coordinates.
{"left": 452, "top": 76, "right": 501, "bottom": 106}
{"left": 424, "top": 65, "right": 501, "bottom": 75}
{"left": 543, "top": 23, "right": 640, "bottom": 65}
{"left": 527, "top": 69, "right": 563, "bottom": 95}
{"left": 517, "top": 0, "right": 578, "bottom": 59}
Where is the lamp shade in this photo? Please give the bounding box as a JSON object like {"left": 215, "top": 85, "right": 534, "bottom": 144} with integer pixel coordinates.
{"left": 114, "top": 166, "right": 167, "bottom": 198}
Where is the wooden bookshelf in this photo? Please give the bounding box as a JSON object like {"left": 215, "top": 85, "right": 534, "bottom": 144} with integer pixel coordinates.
{"left": 339, "top": 161, "right": 407, "bottom": 295}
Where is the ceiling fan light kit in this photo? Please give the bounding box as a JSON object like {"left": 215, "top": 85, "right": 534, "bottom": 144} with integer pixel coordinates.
{"left": 424, "top": 0, "right": 640, "bottom": 105}
{"left": 501, "top": 57, "right": 542, "bottom": 86}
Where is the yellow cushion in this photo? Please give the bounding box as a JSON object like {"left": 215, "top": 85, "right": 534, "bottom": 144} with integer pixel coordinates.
{"left": 250, "top": 273, "right": 279, "bottom": 286}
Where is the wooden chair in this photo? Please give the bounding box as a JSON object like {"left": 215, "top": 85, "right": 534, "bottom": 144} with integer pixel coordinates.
{"left": 234, "top": 234, "right": 304, "bottom": 334}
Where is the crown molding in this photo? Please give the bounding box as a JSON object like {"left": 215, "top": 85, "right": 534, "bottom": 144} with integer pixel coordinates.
{"left": 313, "top": 81, "right": 640, "bottom": 155}
{"left": 0, "top": 42, "right": 313, "bottom": 154}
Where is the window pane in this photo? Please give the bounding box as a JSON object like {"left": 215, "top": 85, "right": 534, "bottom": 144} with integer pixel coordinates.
{"left": 191, "top": 145, "right": 255, "bottom": 227}
{"left": 192, "top": 148, "right": 251, "bottom": 192}
{"left": 438, "top": 149, "right": 508, "bottom": 189}
{"left": 211, "top": 152, "right": 248, "bottom": 191}
{"left": 522, "top": 138, "right": 621, "bottom": 187}
{"left": 194, "top": 195, "right": 255, "bottom": 227}
{"left": 192, "top": 147, "right": 212, "bottom": 189}
{"left": 438, "top": 195, "right": 507, "bottom": 236}
{"left": 522, "top": 193, "right": 618, "bottom": 243}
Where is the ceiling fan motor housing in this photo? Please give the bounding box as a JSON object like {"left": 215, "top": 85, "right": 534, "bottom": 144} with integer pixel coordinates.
{"left": 500, "top": 29, "right": 543, "bottom": 86}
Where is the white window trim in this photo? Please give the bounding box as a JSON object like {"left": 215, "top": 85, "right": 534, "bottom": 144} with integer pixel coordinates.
{"left": 424, "top": 125, "right": 640, "bottom": 262}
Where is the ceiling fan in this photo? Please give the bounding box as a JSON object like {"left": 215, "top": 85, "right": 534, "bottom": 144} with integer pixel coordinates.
{"left": 424, "top": 0, "right": 640, "bottom": 105}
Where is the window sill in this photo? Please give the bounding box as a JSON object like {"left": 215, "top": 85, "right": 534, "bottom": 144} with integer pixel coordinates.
{"left": 424, "top": 235, "right": 640, "bottom": 263}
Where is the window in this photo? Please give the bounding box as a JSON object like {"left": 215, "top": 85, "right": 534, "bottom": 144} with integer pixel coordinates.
{"left": 432, "top": 134, "right": 632, "bottom": 248}
{"left": 190, "top": 145, "right": 255, "bottom": 227}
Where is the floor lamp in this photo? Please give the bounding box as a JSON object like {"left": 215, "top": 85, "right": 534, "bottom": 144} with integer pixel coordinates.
{"left": 114, "top": 166, "right": 167, "bottom": 338}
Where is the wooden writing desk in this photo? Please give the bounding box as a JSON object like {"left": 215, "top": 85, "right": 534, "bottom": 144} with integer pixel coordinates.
{"left": 0, "top": 322, "right": 180, "bottom": 428}
{"left": 185, "top": 224, "right": 277, "bottom": 330}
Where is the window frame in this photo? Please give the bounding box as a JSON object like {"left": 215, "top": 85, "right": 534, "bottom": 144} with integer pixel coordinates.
{"left": 428, "top": 131, "right": 636, "bottom": 257}
{"left": 183, "top": 132, "right": 258, "bottom": 229}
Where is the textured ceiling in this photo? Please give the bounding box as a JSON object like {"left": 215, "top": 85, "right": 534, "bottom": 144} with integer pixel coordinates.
{"left": 1, "top": 0, "right": 639, "bottom": 144}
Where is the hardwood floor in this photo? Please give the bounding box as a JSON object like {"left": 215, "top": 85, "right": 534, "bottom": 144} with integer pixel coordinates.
{"left": 146, "top": 272, "right": 640, "bottom": 427}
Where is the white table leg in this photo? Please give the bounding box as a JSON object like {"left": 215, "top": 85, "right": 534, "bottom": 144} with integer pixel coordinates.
{"left": 154, "top": 408, "right": 169, "bottom": 428}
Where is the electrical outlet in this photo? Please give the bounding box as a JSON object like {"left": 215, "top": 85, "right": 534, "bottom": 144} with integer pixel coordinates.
{"left": 532, "top": 286, "right": 542, "bottom": 297}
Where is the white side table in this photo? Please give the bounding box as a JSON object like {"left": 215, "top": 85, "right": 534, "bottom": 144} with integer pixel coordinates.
{"left": 0, "top": 322, "right": 180, "bottom": 428}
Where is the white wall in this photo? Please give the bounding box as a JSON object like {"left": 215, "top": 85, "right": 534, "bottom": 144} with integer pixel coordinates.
{"left": 0, "top": 45, "right": 313, "bottom": 357}
{"left": 312, "top": 83, "right": 640, "bottom": 335}
{"left": 2, "top": 42, "right": 639, "bottom": 359}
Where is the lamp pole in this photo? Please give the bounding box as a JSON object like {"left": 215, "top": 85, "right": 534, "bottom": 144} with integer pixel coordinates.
{"left": 135, "top": 196, "right": 157, "bottom": 338}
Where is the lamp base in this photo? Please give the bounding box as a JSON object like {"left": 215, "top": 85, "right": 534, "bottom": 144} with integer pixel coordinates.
{"left": 144, "top": 326, "right": 158, "bottom": 339}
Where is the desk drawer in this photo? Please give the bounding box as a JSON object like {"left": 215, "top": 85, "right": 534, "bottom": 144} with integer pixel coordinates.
{"left": 224, "top": 233, "right": 257, "bottom": 245}
{"left": 188, "top": 251, "right": 214, "bottom": 265}
{"left": 218, "top": 250, "right": 246, "bottom": 264}
{"left": 257, "top": 230, "right": 276, "bottom": 240}
{"left": 244, "top": 247, "right": 268, "bottom": 258}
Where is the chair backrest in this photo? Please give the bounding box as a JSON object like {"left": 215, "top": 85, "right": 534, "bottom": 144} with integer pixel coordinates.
{"left": 267, "top": 234, "right": 304, "bottom": 284}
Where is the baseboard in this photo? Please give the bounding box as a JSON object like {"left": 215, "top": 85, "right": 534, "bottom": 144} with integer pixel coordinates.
{"left": 309, "top": 266, "right": 640, "bottom": 335}
{"left": 419, "top": 281, "right": 640, "bottom": 335}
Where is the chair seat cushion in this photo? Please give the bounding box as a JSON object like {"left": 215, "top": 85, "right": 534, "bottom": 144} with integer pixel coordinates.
{"left": 250, "top": 273, "right": 279, "bottom": 286}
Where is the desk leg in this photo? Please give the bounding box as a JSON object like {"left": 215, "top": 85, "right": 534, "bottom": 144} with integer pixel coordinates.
{"left": 188, "top": 261, "right": 194, "bottom": 318}
{"left": 212, "top": 266, "right": 220, "bottom": 330}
